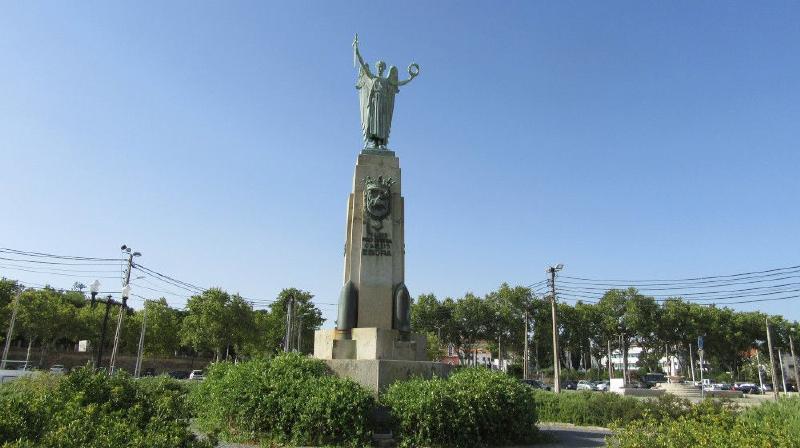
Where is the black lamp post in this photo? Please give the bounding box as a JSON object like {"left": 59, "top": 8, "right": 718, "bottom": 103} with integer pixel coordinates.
{"left": 96, "top": 295, "right": 114, "bottom": 369}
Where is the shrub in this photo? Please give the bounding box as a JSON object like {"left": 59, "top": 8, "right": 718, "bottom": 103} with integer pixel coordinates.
{"left": 532, "top": 390, "right": 703, "bottom": 427}
{"left": 191, "top": 353, "right": 374, "bottom": 447}
{"left": 607, "top": 397, "right": 800, "bottom": 448}
{"left": 382, "top": 367, "right": 540, "bottom": 448}
{"left": 0, "top": 367, "right": 209, "bottom": 448}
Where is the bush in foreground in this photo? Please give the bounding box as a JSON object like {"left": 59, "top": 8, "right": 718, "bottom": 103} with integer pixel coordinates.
{"left": 531, "top": 389, "right": 699, "bottom": 427}
{"left": 607, "top": 397, "right": 800, "bottom": 448}
{"left": 382, "top": 368, "right": 540, "bottom": 448}
{"left": 0, "top": 367, "right": 209, "bottom": 448}
{"left": 191, "top": 353, "right": 374, "bottom": 447}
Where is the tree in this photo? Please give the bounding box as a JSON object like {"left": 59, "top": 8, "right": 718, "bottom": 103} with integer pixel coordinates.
{"left": 451, "top": 292, "right": 491, "bottom": 365}
{"left": 180, "top": 288, "right": 255, "bottom": 361}
{"left": 258, "top": 288, "right": 325, "bottom": 355}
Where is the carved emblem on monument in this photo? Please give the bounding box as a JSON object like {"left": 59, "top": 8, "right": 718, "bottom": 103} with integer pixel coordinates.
{"left": 363, "top": 175, "right": 393, "bottom": 221}
{"left": 362, "top": 176, "right": 393, "bottom": 256}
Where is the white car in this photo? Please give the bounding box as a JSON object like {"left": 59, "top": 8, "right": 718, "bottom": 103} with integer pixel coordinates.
{"left": 189, "top": 370, "right": 204, "bottom": 380}
{"left": 577, "top": 380, "right": 596, "bottom": 391}
{"left": 594, "top": 381, "right": 610, "bottom": 391}
{"left": 49, "top": 365, "right": 66, "bottom": 374}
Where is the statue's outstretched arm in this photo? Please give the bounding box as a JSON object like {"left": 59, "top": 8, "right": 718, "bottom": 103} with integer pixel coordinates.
{"left": 396, "top": 63, "right": 420, "bottom": 86}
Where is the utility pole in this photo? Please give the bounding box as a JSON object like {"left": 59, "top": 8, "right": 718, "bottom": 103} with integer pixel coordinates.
{"left": 756, "top": 350, "right": 765, "bottom": 393}
{"left": 296, "top": 314, "right": 303, "bottom": 353}
{"left": 688, "top": 342, "right": 696, "bottom": 383}
{"left": 1, "top": 288, "right": 22, "bottom": 369}
{"left": 778, "top": 350, "right": 787, "bottom": 393}
{"left": 134, "top": 300, "right": 148, "bottom": 378}
{"left": 523, "top": 308, "right": 529, "bottom": 380}
{"left": 284, "top": 298, "right": 294, "bottom": 352}
{"left": 607, "top": 339, "right": 613, "bottom": 380}
{"left": 96, "top": 296, "right": 113, "bottom": 369}
{"left": 765, "top": 318, "right": 779, "bottom": 399}
{"left": 547, "top": 264, "right": 564, "bottom": 393}
{"left": 790, "top": 335, "right": 799, "bottom": 393}
{"left": 110, "top": 245, "right": 140, "bottom": 374}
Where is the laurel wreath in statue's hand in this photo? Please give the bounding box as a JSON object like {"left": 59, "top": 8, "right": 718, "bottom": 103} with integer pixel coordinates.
{"left": 408, "top": 63, "right": 420, "bottom": 77}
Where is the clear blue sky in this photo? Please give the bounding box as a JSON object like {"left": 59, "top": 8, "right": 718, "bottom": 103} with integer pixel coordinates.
{"left": 2, "top": 1, "right": 799, "bottom": 325}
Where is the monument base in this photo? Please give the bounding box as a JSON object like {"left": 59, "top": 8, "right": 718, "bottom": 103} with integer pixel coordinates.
{"left": 323, "top": 359, "right": 452, "bottom": 393}
{"left": 314, "top": 328, "right": 427, "bottom": 361}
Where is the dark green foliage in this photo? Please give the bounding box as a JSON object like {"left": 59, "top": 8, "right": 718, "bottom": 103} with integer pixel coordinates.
{"left": 531, "top": 390, "right": 702, "bottom": 427}
{"left": 608, "top": 397, "right": 800, "bottom": 448}
{"left": 382, "top": 368, "right": 540, "bottom": 448}
{"left": 191, "top": 353, "right": 374, "bottom": 447}
{"left": 0, "top": 367, "right": 210, "bottom": 448}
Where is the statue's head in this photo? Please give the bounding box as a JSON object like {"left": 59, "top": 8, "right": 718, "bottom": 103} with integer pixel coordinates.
{"left": 376, "top": 60, "right": 386, "bottom": 76}
{"left": 364, "top": 176, "right": 393, "bottom": 220}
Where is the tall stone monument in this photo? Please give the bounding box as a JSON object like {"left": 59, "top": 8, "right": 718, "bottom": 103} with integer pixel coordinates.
{"left": 313, "top": 35, "right": 451, "bottom": 393}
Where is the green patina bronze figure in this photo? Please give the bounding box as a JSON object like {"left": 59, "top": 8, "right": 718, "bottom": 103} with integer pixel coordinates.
{"left": 353, "top": 34, "right": 419, "bottom": 149}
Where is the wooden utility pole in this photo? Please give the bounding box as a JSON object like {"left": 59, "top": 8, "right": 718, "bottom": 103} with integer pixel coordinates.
{"left": 790, "top": 335, "right": 799, "bottom": 392}
{"left": 547, "top": 264, "right": 563, "bottom": 393}
{"left": 284, "top": 298, "right": 294, "bottom": 352}
{"left": 1, "top": 289, "right": 22, "bottom": 369}
{"left": 523, "top": 309, "right": 529, "bottom": 380}
{"left": 110, "top": 248, "right": 138, "bottom": 373}
{"left": 765, "top": 318, "right": 779, "bottom": 399}
{"left": 134, "top": 300, "right": 148, "bottom": 378}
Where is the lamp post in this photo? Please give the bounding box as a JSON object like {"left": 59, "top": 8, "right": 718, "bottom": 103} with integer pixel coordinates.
{"left": 89, "top": 280, "right": 100, "bottom": 307}
{"left": 96, "top": 294, "right": 113, "bottom": 369}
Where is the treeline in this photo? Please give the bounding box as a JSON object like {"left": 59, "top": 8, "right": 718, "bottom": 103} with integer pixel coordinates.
{"left": 0, "top": 278, "right": 323, "bottom": 367}
{"left": 411, "top": 283, "right": 799, "bottom": 382}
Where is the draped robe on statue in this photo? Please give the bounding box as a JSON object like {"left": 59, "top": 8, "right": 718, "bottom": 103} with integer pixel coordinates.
{"left": 356, "top": 66, "right": 400, "bottom": 147}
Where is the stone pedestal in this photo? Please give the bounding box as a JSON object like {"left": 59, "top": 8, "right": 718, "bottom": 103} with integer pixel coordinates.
{"left": 314, "top": 148, "right": 452, "bottom": 393}
{"left": 323, "top": 359, "right": 452, "bottom": 393}
{"left": 314, "top": 328, "right": 427, "bottom": 361}
{"left": 342, "top": 150, "right": 405, "bottom": 329}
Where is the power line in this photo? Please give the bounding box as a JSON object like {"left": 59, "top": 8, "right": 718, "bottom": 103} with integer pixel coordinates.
{"left": 559, "top": 264, "right": 800, "bottom": 285}
{"left": 0, "top": 264, "right": 122, "bottom": 279}
{"left": 0, "top": 247, "right": 123, "bottom": 262}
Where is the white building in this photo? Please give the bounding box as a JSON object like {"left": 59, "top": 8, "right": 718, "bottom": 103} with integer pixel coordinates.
{"left": 601, "top": 345, "right": 643, "bottom": 370}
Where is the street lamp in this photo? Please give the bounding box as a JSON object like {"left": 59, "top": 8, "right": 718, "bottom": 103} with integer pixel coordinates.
{"left": 89, "top": 280, "right": 101, "bottom": 307}
{"left": 96, "top": 295, "right": 114, "bottom": 369}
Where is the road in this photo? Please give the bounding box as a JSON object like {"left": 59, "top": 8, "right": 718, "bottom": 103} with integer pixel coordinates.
{"left": 534, "top": 423, "right": 611, "bottom": 448}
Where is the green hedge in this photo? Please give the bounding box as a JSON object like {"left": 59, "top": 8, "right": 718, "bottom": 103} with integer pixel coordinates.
{"left": 0, "top": 368, "right": 209, "bottom": 448}
{"left": 608, "top": 397, "right": 800, "bottom": 448}
{"left": 382, "top": 368, "right": 540, "bottom": 448}
{"left": 191, "top": 353, "right": 374, "bottom": 447}
{"left": 531, "top": 390, "right": 698, "bottom": 427}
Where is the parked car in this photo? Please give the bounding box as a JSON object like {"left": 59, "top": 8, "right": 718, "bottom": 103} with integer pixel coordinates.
{"left": 189, "top": 370, "right": 204, "bottom": 380}
{"left": 49, "top": 365, "right": 66, "bottom": 374}
{"left": 521, "top": 379, "right": 551, "bottom": 391}
{"left": 142, "top": 368, "right": 156, "bottom": 377}
{"left": 591, "top": 381, "right": 609, "bottom": 391}
{"left": 577, "top": 380, "right": 596, "bottom": 391}
{"left": 735, "top": 384, "right": 762, "bottom": 394}
{"left": 561, "top": 380, "right": 578, "bottom": 390}
{"left": 168, "top": 370, "right": 189, "bottom": 380}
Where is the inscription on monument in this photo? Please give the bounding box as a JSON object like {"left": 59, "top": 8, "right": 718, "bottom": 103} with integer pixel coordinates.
{"left": 362, "top": 231, "right": 392, "bottom": 256}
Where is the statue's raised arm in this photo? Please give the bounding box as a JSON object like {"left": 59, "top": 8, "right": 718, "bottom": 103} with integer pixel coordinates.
{"left": 353, "top": 34, "right": 373, "bottom": 78}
